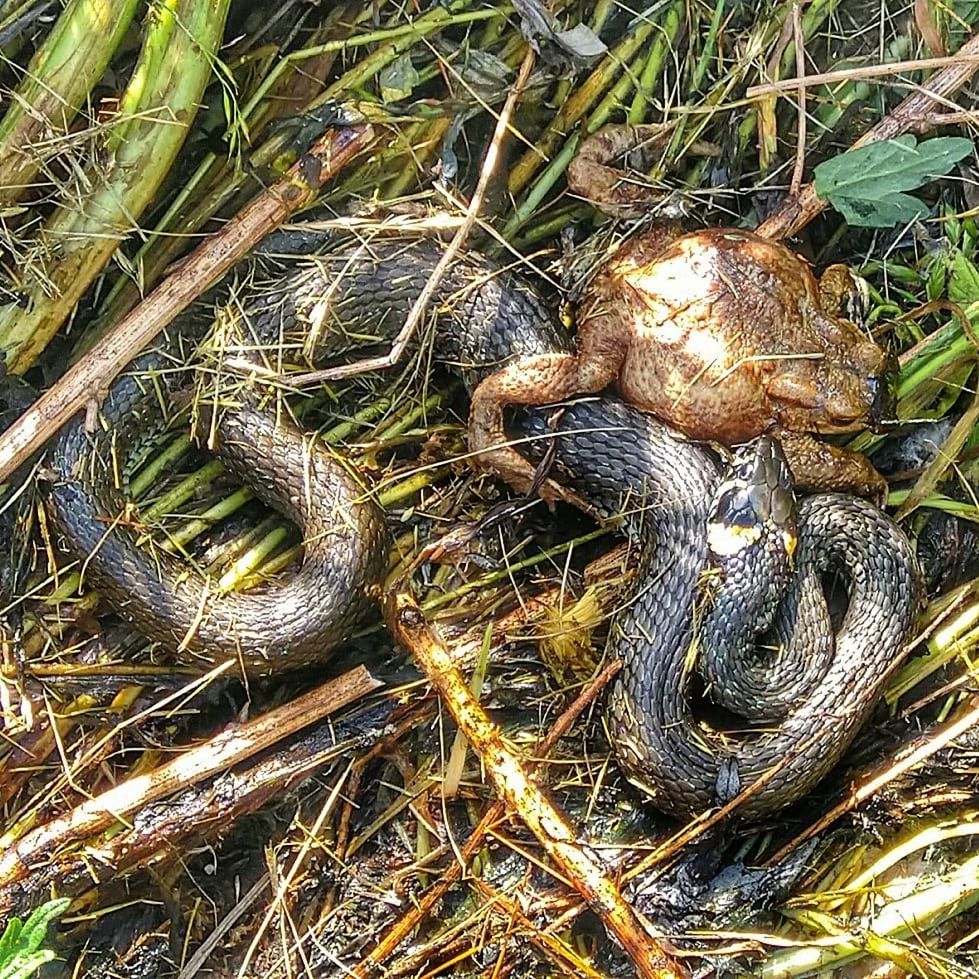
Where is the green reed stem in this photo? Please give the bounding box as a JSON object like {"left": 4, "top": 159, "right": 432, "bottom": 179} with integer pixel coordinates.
{"left": 0, "top": 0, "right": 232, "bottom": 373}
{"left": 0, "top": 0, "right": 140, "bottom": 208}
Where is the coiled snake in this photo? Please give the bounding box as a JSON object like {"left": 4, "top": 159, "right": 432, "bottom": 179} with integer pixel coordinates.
{"left": 46, "top": 237, "right": 921, "bottom": 819}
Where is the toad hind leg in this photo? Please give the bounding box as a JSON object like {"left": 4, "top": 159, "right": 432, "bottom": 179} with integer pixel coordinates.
{"left": 778, "top": 431, "right": 888, "bottom": 503}
{"left": 468, "top": 348, "right": 624, "bottom": 503}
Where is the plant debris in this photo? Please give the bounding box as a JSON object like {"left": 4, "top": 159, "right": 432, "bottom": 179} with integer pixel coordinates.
{"left": 0, "top": 2, "right": 978, "bottom": 977}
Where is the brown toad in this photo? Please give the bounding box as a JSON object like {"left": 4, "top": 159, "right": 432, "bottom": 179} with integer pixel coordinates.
{"left": 468, "top": 129, "right": 893, "bottom": 501}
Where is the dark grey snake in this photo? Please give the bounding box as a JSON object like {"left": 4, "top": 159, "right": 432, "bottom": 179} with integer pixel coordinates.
{"left": 44, "top": 237, "right": 921, "bottom": 819}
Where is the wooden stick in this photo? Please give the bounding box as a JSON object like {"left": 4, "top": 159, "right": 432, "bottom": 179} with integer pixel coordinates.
{"left": 0, "top": 665, "right": 380, "bottom": 890}
{"left": 386, "top": 592, "right": 688, "bottom": 979}
{"left": 746, "top": 52, "right": 979, "bottom": 98}
{"left": 0, "top": 121, "right": 375, "bottom": 483}
{"left": 351, "top": 660, "right": 621, "bottom": 979}
{"left": 0, "top": 698, "right": 374, "bottom": 920}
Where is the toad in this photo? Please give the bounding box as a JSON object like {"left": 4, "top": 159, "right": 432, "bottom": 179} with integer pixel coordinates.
{"left": 468, "top": 126, "right": 894, "bottom": 501}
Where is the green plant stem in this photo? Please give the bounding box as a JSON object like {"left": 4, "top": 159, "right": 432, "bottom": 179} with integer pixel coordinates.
{"left": 551, "top": 0, "right": 618, "bottom": 114}
{"left": 166, "top": 486, "right": 254, "bottom": 552}
{"left": 218, "top": 525, "right": 291, "bottom": 592}
{"left": 422, "top": 527, "right": 611, "bottom": 612}
{"left": 0, "top": 0, "right": 141, "bottom": 208}
{"left": 690, "top": 0, "right": 726, "bottom": 92}
{"left": 759, "top": 851, "right": 979, "bottom": 977}
{"left": 628, "top": 4, "right": 683, "bottom": 123}
{"left": 507, "top": 14, "right": 659, "bottom": 197}
{"left": 512, "top": 204, "right": 593, "bottom": 248}
{"left": 737, "top": 0, "right": 845, "bottom": 158}
{"left": 141, "top": 460, "right": 226, "bottom": 523}
{"left": 500, "top": 133, "right": 580, "bottom": 242}
{"left": 502, "top": 4, "right": 682, "bottom": 243}
{"left": 94, "top": 5, "right": 501, "bottom": 339}
{"left": 812, "top": 36, "right": 913, "bottom": 137}
{"left": 129, "top": 434, "right": 193, "bottom": 498}
{"left": 246, "top": 4, "right": 500, "bottom": 120}
{"left": 0, "top": 0, "right": 233, "bottom": 373}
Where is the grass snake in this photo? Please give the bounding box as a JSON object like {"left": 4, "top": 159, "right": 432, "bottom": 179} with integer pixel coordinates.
{"left": 46, "top": 237, "right": 921, "bottom": 818}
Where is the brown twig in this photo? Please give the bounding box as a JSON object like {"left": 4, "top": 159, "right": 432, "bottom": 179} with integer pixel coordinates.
{"left": 905, "top": 109, "right": 979, "bottom": 131}
{"left": 0, "top": 665, "right": 380, "bottom": 892}
{"left": 915, "top": 0, "right": 947, "bottom": 58}
{"left": 0, "top": 699, "right": 378, "bottom": 920}
{"left": 350, "top": 659, "right": 622, "bottom": 979}
{"left": 0, "top": 121, "right": 376, "bottom": 484}
{"left": 471, "top": 877, "right": 610, "bottom": 979}
{"left": 745, "top": 51, "right": 979, "bottom": 98}
{"left": 385, "top": 591, "right": 687, "bottom": 979}
{"left": 755, "top": 31, "right": 979, "bottom": 241}
{"left": 789, "top": 2, "right": 807, "bottom": 196}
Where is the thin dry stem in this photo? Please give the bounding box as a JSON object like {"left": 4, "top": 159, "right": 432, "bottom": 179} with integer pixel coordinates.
{"left": 287, "top": 49, "right": 538, "bottom": 387}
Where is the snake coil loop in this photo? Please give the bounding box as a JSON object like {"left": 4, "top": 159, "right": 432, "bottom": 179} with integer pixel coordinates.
{"left": 47, "top": 238, "right": 921, "bottom": 818}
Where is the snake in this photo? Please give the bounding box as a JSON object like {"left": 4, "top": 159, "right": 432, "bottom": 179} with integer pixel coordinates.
{"left": 45, "top": 236, "right": 921, "bottom": 818}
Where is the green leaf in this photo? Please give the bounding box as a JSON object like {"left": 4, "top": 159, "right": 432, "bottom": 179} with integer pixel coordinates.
{"left": 0, "top": 921, "right": 22, "bottom": 965}
{"left": 831, "top": 191, "right": 929, "bottom": 228}
{"left": 0, "top": 898, "right": 70, "bottom": 979}
{"left": 379, "top": 53, "right": 420, "bottom": 102}
{"left": 814, "top": 135, "right": 974, "bottom": 229}
{"left": 949, "top": 249, "right": 979, "bottom": 305}
{"left": 0, "top": 951, "right": 56, "bottom": 979}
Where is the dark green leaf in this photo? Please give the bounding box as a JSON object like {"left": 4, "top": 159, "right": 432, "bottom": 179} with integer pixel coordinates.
{"left": 378, "top": 53, "right": 420, "bottom": 103}
{"left": 814, "top": 136, "right": 973, "bottom": 228}
{"left": 831, "top": 191, "right": 929, "bottom": 228}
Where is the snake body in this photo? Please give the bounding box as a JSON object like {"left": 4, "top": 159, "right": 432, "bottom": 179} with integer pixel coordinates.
{"left": 517, "top": 400, "right": 920, "bottom": 817}
{"left": 697, "top": 441, "right": 840, "bottom": 724}
{"left": 47, "top": 241, "right": 564, "bottom": 669}
{"left": 47, "top": 238, "right": 921, "bottom": 817}
{"left": 48, "top": 325, "right": 388, "bottom": 670}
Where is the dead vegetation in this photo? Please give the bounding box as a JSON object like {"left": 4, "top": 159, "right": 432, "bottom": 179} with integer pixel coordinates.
{"left": 1, "top": 1, "right": 979, "bottom": 976}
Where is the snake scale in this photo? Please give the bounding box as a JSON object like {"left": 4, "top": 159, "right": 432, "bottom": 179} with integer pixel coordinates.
{"left": 46, "top": 237, "right": 921, "bottom": 818}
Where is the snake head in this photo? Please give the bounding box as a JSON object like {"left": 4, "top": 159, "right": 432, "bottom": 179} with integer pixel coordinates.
{"left": 706, "top": 437, "right": 798, "bottom": 561}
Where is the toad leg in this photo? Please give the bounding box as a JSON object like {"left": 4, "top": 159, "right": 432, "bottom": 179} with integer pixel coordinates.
{"left": 468, "top": 342, "right": 625, "bottom": 502}
{"left": 778, "top": 431, "right": 888, "bottom": 503}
